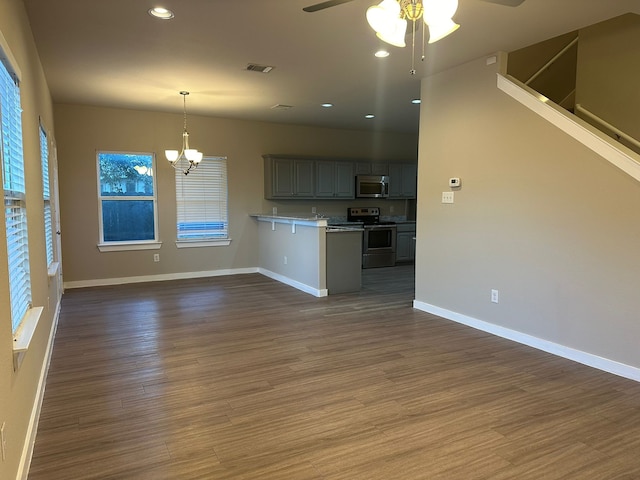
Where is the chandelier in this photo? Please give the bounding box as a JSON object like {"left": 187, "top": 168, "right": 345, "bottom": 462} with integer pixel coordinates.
{"left": 366, "top": 0, "right": 460, "bottom": 74}
{"left": 165, "top": 91, "right": 203, "bottom": 175}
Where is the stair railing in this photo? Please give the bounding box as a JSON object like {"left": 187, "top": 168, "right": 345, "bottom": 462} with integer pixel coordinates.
{"left": 525, "top": 36, "right": 579, "bottom": 86}
{"left": 575, "top": 104, "right": 640, "bottom": 152}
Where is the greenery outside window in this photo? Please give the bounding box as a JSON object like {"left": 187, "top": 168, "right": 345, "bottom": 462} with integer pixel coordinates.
{"left": 97, "top": 151, "right": 159, "bottom": 251}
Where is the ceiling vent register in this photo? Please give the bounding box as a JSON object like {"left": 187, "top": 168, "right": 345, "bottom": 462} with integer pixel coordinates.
{"left": 246, "top": 64, "right": 274, "bottom": 73}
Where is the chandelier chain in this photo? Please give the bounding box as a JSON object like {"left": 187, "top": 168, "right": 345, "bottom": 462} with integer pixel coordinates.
{"left": 182, "top": 91, "right": 189, "bottom": 134}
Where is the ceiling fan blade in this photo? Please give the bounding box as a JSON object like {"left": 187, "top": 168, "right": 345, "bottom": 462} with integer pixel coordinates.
{"left": 303, "top": 0, "right": 356, "bottom": 13}
{"left": 480, "top": 0, "right": 526, "bottom": 6}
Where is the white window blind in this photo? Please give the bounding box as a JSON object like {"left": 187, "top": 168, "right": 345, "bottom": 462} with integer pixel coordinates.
{"left": 175, "top": 156, "right": 228, "bottom": 240}
{"left": 40, "top": 124, "right": 54, "bottom": 266}
{"left": 1, "top": 56, "right": 31, "bottom": 332}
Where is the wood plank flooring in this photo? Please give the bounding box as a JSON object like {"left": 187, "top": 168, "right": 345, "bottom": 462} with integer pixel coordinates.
{"left": 28, "top": 266, "right": 640, "bottom": 479}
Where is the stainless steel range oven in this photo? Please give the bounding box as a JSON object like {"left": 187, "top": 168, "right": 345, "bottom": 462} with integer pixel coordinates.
{"left": 347, "top": 207, "right": 396, "bottom": 268}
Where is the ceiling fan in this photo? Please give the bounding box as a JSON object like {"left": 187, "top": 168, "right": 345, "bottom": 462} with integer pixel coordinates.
{"left": 303, "top": 0, "right": 526, "bottom": 13}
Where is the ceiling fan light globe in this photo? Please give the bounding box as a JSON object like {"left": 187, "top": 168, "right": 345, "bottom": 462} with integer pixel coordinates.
{"left": 376, "top": 18, "right": 408, "bottom": 47}
{"left": 427, "top": 18, "right": 460, "bottom": 43}
{"left": 366, "top": 8, "right": 393, "bottom": 35}
{"left": 366, "top": 0, "right": 401, "bottom": 34}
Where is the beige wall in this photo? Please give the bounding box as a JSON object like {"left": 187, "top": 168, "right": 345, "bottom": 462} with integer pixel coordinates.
{"left": 415, "top": 54, "right": 640, "bottom": 371}
{"left": 54, "top": 104, "right": 417, "bottom": 284}
{"left": 0, "top": 0, "right": 59, "bottom": 478}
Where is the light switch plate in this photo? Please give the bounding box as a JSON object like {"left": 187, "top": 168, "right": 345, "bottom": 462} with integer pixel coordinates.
{"left": 442, "top": 192, "right": 454, "bottom": 204}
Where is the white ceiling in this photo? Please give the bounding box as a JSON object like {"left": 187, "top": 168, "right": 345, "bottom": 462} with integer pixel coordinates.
{"left": 22, "top": 0, "right": 640, "bottom": 134}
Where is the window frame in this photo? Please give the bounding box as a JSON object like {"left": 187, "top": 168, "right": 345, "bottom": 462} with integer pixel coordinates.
{"left": 175, "top": 155, "right": 230, "bottom": 248}
{"left": 40, "top": 122, "right": 54, "bottom": 267}
{"left": 96, "top": 151, "right": 161, "bottom": 252}
{"left": 0, "top": 39, "right": 32, "bottom": 334}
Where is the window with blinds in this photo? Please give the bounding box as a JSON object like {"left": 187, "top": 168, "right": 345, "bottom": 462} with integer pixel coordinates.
{"left": 175, "top": 156, "right": 228, "bottom": 241}
{"left": 1, "top": 56, "right": 31, "bottom": 333}
{"left": 40, "top": 124, "right": 54, "bottom": 266}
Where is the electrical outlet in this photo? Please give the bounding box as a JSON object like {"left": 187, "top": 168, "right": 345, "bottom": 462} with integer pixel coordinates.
{"left": 153, "top": 253, "right": 160, "bottom": 262}
{"left": 1, "top": 422, "right": 6, "bottom": 461}
{"left": 442, "top": 192, "right": 454, "bottom": 204}
{"left": 390, "top": 205, "right": 395, "bottom": 213}
{"left": 283, "top": 256, "right": 288, "bottom": 265}
{"left": 311, "top": 206, "right": 317, "bottom": 214}
{"left": 491, "top": 289, "right": 499, "bottom": 303}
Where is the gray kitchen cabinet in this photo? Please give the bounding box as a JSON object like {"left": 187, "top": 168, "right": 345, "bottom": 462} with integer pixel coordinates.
{"left": 388, "top": 163, "right": 417, "bottom": 198}
{"left": 395, "top": 223, "right": 416, "bottom": 263}
{"left": 355, "top": 162, "right": 389, "bottom": 176}
{"left": 326, "top": 227, "right": 362, "bottom": 293}
{"left": 264, "top": 155, "right": 314, "bottom": 199}
{"left": 316, "top": 160, "right": 355, "bottom": 198}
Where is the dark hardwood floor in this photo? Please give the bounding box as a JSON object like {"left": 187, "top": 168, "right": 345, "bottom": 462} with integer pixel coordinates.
{"left": 28, "top": 265, "right": 640, "bottom": 479}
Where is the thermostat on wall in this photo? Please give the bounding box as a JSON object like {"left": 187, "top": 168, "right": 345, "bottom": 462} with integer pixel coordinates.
{"left": 449, "top": 177, "right": 461, "bottom": 188}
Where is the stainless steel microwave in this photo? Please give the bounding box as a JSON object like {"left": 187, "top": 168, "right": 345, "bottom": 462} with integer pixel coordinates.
{"left": 356, "top": 175, "right": 390, "bottom": 198}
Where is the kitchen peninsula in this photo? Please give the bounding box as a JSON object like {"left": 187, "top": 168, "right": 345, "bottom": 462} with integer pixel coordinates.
{"left": 250, "top": 214, "right": 362, "bottom": 296}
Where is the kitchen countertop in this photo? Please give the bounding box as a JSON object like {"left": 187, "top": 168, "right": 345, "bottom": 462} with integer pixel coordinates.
{"left": 250, "top": 213, "right": 329, "bottom": 226}
{"left": 326, "top": 226, "right": 364, "bottom": 232}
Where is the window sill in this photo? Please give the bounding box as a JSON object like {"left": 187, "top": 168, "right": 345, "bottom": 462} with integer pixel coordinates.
{"left": 176, "top": 238, "right": 231, "bottom": 249}
{"left": 13, "top": 306, "right": 44, "bottom": 370}
{"left": 98, "top": 241, "right": 162, "bottom": 252}
{"left": 48, "top": 261, "right": 60, "bottom": 277}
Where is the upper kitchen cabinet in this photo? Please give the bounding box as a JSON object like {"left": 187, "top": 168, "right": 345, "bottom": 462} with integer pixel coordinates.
{"left": 388, "top": 163, "right": 417, "bottom": 199}
{"left": 355, "top": 162, "right": 389, "bottom": 176}
{"left": 316, "top": 160, "right": 355, "bottom": 199}
{"left": 264, "top": 155, "right": 314, "bottom": 199}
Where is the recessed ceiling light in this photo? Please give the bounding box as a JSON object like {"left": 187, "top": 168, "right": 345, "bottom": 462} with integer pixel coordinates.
{"left": 148, "top": 7, "right": 174, "bottom": 19}
{"left": 411, "top": 99, "right": 421, "bottom": 104}
{"left": 375, "top": 50, "right": 390, "bottom": 58}
{"left": 365, "top": 114, "right": 375, "bottom": 119}
{"left": 321, "top": 103, "right": 333, "bottom": 108}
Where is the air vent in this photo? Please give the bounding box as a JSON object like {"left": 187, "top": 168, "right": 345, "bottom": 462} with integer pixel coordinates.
{"left": 246, "top": 63, "right": 274, "bottom": 73}
{"left": 271, "top": 104, "right": 294, "bottom": 110}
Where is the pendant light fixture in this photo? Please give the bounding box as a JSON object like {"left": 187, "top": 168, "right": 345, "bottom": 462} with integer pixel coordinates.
{"left": 366, "top": 0, "right": 460, "bottom": 74}
{"left": 165, "top": 91, "right": 203, "bottom": 175}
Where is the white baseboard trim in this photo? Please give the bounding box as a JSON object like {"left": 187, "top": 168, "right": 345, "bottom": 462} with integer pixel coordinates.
{"left": 413, "top": 300, "right": 640, "bottom": 383}
{"left": 63, "top": 267, "right": 260, "bottom": 289}
{"left": 259, "top": 268, "right": 328, "bottom": 298}
{"left": 16, "top": 299, "right": 61, "bottom": 480}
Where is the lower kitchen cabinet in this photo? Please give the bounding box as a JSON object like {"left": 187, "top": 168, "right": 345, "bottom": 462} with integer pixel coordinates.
{"left": 395, "top": 223, "right": 416, "bottom": 263}
{"left": 326, "top": 228, "right": 362, "bottom": 293}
